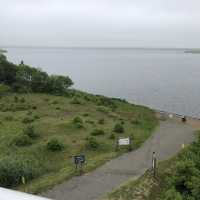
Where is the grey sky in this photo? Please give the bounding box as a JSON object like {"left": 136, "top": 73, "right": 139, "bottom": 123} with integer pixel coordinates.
{"left": 0, "top": 0, "right": 200, "bottom": 48}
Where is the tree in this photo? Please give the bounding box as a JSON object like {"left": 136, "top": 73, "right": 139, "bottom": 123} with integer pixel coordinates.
{"left": 47, "top": 75, "right": 73, "bottom": 94}
{"left": 0, "top": 56, "right": 17, "bottom": 85}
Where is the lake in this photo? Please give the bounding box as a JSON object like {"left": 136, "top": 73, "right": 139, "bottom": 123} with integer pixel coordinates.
{"left": 4, "top": 47, "right": 200, "bottom": 118}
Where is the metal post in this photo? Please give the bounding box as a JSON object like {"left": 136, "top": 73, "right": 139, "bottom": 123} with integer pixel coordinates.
{"left": 152, "top": 152, "right": 157, "bottom": 177}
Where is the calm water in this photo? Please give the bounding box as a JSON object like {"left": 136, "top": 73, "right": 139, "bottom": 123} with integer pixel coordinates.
{"left": 4, "top": 47, "right": 200, "bottom": 117}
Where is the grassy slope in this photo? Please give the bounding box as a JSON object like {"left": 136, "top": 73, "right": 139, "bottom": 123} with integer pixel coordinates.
{"left": 0, "top": 91, "right": 158, "bottom": 194}
{"left": 104, "top": 148, "right": 191, "bottom": 200}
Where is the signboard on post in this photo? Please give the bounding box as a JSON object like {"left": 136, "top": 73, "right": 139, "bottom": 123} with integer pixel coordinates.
{"left": 116, "top": 137, "right": 132, "bottom": 151}
{"left": 74, "top": 154, "right": 85, "bottom": 175}
{"left": 74, "top": 155, "right": 85, "bottom": 165}
{"left": 118, "top": 138, "right": 130, "bottom": 146}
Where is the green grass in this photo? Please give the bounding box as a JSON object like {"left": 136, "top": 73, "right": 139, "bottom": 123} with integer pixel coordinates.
{"left": 104, "top": 147, "right": 192, "bottom": 200}
{"left": 0, "top": 91, "right": 158, "bottom": 193}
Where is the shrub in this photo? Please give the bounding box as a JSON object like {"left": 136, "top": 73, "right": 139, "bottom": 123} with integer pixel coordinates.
{"left": 13, "top": 134, "right": 32, "bottom": 146}
{"left": 109, "top": 133, "right": 116, "bottom": 140}
{"left": 4, "top": 115, "right": 13, "bottom": 121}
{"left": 34, "top": 115, "right": 40, "bottom": 120}
{"left": 20, "top": 97, "right": 25, "bottom": 103}
{"left": 44, "top": 98, "right": 49, "bottom": 102}
{"left": 163, "top": 188, "right": 183, "bottom": 200}
{"left": 82, "top": 113, "right": 89, "bottom": 117}
{"left": 131, "top": 119, "right": 141, "bottom": 125}
{"left": 52, "top": 100, "right": 58, "bottom": 104}
{"left": 85, "top": 120, "right": 95, "bottom": 125}
{"left": 96, "top": 106, "right": 109, "bottom": 113}
{"left": 85, "top": 137, "right": 99, "bottom": 150}
{"left": 73, "top": 116, "right": 83, "bottom": 124}
{"left": 0, "top": 157, "right": 42, "bottom": 187}
{"left": 46, "top": 138, "right": 64, "bottom": 151}
{"left": 14, "top": 96, "right": 18, "bottom": 102}
{"left": 113, "top": 123, "right": 124, "bottom": 133}
{"left": 22, "top": 117, "right": 34, "bottom": 124}
{"left": 32, "top": 105, "right": 37, "bottom": 110}
{"left": 26, "top": 110, "right": 32, "bottom": 116}
{"left": 97, "top": 96, "right": 117, "bottom": 109}
{"left": 74, "top": 122, "right": 84, "bottom": 129}
{"left": 23, "top": 125, "right": 39, "bottom": 139}
{"left": 70, "top": 97, "right": 81, "bottom": 105}
{"left": 98, "top": 118, "right": 105, "bottom": 125}
{"left": 91, "top": 129, "right": 105, "bottom": 136}
{"left": 0, "top": 84, "right": 11, "bottom": 96}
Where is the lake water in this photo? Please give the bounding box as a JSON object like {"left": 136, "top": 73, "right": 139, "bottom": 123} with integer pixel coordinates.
{"left": 4, "top": 47, "right": 200, "bottom": 118}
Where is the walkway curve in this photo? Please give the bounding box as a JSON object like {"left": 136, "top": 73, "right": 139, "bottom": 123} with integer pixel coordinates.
{"left": 42, "top": 119, "right": 195, "bottom": 200}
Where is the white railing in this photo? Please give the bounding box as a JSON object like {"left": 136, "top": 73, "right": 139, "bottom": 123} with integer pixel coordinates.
{"left": 0, "top": 187, "right": 51, "bottom": 200}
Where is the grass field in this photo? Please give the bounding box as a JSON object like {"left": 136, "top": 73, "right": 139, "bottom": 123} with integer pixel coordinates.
{"left": 0, "top": 91, "right": 158, "bottom": 194}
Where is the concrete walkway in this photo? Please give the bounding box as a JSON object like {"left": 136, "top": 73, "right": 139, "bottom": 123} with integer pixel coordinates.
{"left": 42, "top": 119, "right": 195, "bottom": 200}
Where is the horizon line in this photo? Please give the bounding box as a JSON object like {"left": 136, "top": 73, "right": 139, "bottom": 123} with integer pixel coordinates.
{"left": 0, "top": 45, "right": 200, "bottom": 50}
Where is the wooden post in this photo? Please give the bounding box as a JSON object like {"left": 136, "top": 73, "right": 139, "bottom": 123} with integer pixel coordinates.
{"left": 153, "top": 158, "right": 157, "bottom": 178}
{"left": 115, "top": 138, "right": 119, "bottom": 151}
{"left": 128, "top": 137, "right": 132, "bottom": 151}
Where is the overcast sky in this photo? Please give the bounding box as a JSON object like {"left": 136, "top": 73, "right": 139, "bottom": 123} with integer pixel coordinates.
{"left": 0, "top": 0, "right": 200, "bottom": 48}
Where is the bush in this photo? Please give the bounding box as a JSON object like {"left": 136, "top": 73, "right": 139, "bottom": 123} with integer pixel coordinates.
{"left": 34, "top": 115, "right": 40, "bottom": 120}
{"left": 85, "top": 137, "right": 99, "bottom": 150}
{"left": 73, "top": 116, "right": 83, "bottom": 124}
{"left": 82, "top": 113, "right": 89, "bottom": 117}
{"left": 74, "top": 122, "right": 84, "bottom": 129}
{"left": 20, "top": 97, "right": 25, "bottom": 103}
{"left": 0, "top": 157, "right": 42, "bottom": 187}
{"left": 4, "top": 115, "right": 13, "bottom": 121}
{"left": 23, "top": 125, "right": 39, "bottom": 139}
{"left": 46, "top": 138, "right": 64, "bottom": 151}
{"left": 109, "top": 133, "right": 116, "bottom": 140}
{"left": 22, "top": 117, "right": 34, "bottom": 124}
{"left": 131, "top": 119, "right": 141, "bottom": 125}
{"left": 13, "top": 134, "right": 32, "bottom": 146}
{"left": 91, "top": 129, "right": 105, "bottom": 136}
{"left": 113, "top": 123, "right": 124, "bottom": 133}
{"left": 32, "top": 105, "right": 37, "bottom": 110}
{"left": 96, "top": 106, "right": 109, "bottom": 113}
{"left": 52, "top": 100, "right": 58, "bottom": 104}
{"left": 163, "top": 188, "right": 183, "bottom": 200}
{"left": 70, "top": 97, "right": 81, "bottom": 105}
{"left": 85, "top": 120, "right": 95, "bottom": 125}
{"left": 14, "top": 96, "right": 18, "bottom": 102}
{"left": 0, "top": 84, "right": 11, "bottom": 96}
{"left": 26, "top": 110, "right": 32, "bottom": 115}
{"left": 98, "top": 118, "right": 105, "bottom": 124}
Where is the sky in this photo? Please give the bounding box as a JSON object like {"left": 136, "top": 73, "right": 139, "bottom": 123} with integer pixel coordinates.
{"left": 0, "top": 0, "right": 200, "bottom": 48}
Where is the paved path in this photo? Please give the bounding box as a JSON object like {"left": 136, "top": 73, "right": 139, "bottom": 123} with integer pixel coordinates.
{"left": 42, "top": 120, "right": 195, "bottom": 200}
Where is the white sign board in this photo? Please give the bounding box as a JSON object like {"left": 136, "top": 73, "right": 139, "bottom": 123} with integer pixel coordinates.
{"left": 118, "top": 138, "right": 130, "bottom": 146}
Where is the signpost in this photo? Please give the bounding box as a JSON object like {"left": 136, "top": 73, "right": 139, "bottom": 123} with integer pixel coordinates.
{"left": 152, "top": 152, "right": 157, "bottom": 178}
{"left": 116, "top": 137, "right": 132, "bottom": 151}
{"left": 74, "top": 154, "right": 85, "bottom": 175}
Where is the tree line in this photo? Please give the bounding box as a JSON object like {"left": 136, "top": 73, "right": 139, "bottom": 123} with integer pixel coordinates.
{"left": 0, "top": 54, "right": 73, "bottom": 95}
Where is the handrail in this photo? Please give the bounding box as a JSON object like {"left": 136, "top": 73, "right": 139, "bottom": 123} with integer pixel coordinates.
{"left": 0, "top": 187, "right": 51, "bottom": 200}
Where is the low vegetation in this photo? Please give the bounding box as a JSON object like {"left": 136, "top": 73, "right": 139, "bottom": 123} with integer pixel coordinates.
{"left": 0, "top": 55, "right": 158, "bottom": 193}
{"left": 105, "top": 134, "right": 200, "bottom": 200}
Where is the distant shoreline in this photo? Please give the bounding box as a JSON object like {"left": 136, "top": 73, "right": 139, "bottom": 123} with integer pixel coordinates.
{"left": 1, "top": 46, "right": 199, "bottom": 51}
{"left": 184, "top": 50, "right": 200, "bottom": 54}
{"left": 0, "top": 49, "right": 7, "bottom": 53}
